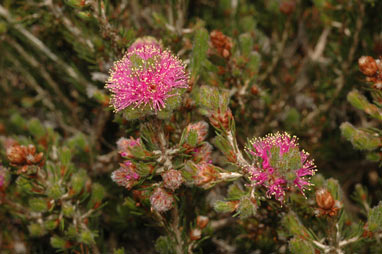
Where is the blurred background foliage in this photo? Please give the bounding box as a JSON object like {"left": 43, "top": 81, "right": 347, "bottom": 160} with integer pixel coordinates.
{"left": 1, "top": 0, "right": 382, "bottom": 253}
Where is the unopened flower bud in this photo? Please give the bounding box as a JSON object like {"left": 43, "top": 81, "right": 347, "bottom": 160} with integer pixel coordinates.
{"left": 6, "top": 145, "right": 26, "bottom": 164}
{"left": 251, "top": 85, "right": 259, "bottom": 95}
{"left": 162, "top": 169, "right": 184, "bottom": 191}
{"left": 50, "top": 236, "right": 70, "bottom": 249}
{"left": 210, "top": 30, "right": 233, "bottom": 59}
{"left": 373, "top": 81, "right": 382, "bottom": 90}
{"left": 209, "top": 108, "right": 233, "bottom": 131}
{"left": 150, "top": 187, "right": 174, "bottom": 213}
{"left": 316, "top": 188, "right": 334, "bottom": 210}
{"left": 194, "top": 163, "right": 219, "bottom": 188}
{"left": 28, "top": 223, "right": 46, "bottom": 237}
{"left": 117, "top": 137, "right": 142, "bottom": 158}
{"left": 79, "top": 230, "right": 96, "bottom": 245}
{"left": 359, "top": 56, "right": 378, "bottom": 76}
{"left": 111, "top": 162, "right": 139, "bottom": 189}
{"left": 190, "top": 228, "right": 202, "bottom": 241}
{"left": 196, "top": 215, "right": 209, "bottom": 229}
{"left": 186, "top": 121, "right": 209, "bottom": 144}
{"left": 192, "top": 142, "right": 213, "bottom": 163}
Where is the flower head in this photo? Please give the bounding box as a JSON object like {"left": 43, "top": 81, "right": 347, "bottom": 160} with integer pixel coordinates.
{"left": 247, "top": 132, "right": 316, "bottom": 203}
{"left": 106, "top": 37, "right": 188, "bottom": 113}
{"left": 111, "top": 161, "right": 140, "bottom": 189}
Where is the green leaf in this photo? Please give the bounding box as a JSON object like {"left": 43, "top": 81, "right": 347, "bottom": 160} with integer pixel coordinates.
{"left": 288, "top": 237, "right": 315, "bottom": 254}
{"left": 340, "top": 122, "right": 381, "bottom": 151}
{"left": 28, "top": 118, "right": 45, "bottom": 138}
{"left": 186, "top": 130, "right": 198, "bottom": 147}
{"left": 368, "top": 201, "right": 382, "bottom": 232}
{"left": 227, "top": 184, "right": 245, "bottom": 200}
{"left": 348, "top": 90, "right": 382, "bottom": 120}
{"left": 238, "top": 196, "right": 257, "bottom": 218}
{"left": 239, "top": 33, "right": 253, "bottom": 56}
{"left": 29, "top": 198, "right": 48, "bottom": 213}
{"left": 213, "top": 200, "right": 237, "bottom": 213}
{"left": 50, "top": 236, "right": 67, "bottom": 249}
{"left": 191, "top": 28, "right": 209, "bottom": 79}
{"left": 155, "top": 236, "right": 176, "bottom": 254}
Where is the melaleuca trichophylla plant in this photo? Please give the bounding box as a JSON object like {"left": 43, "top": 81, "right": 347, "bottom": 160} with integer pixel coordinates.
{"left": 105, "top": 37, "right": 369, "bottom": 254}
{"left": 0, "top": 120, "right": 105, "bottom": 252}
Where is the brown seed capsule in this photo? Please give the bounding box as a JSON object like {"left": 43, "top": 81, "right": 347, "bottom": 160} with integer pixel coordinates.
{"left": 359, "top": 56, "right": 378, "bottom": 76}
{"left": 196, "top": 215, "right": 209, "bottom": 229}
{"left": 315, "top": 188, "right": 334, "bottom": 210}
{"left": 251, "top": 85, "right": 259, "bottom": 95}
{"left": 190, "top": 228, "right": 202, "bottom": 241}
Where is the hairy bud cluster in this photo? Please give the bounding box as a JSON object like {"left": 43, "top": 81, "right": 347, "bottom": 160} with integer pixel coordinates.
{"left": 162, "top": 169, "right": 184, "bottom": 191}
{"left": 150, "top": 187, "right": 174, "bottom": 213}
{"left": 210, "top": 30, "right": 233, "bottom": 59}
{"left": 315, "top": 188, "right": 342, "bottom": 217}
{"left": 358, "top": 56, "right": 382, "bottom": 89}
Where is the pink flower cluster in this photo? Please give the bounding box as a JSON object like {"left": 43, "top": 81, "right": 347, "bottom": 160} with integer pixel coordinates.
{"left": 106, "top": 37, "right": 188, "bottom": 112}
{"left": 247, "top": 132, "right": 316, "bottom": 203}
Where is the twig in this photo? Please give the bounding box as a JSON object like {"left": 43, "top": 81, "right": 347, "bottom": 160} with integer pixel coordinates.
{"left": 227, "top": 131, "right": 250, "bottom": 170}
{"left": 171, "top": 206, "right": 184, "bottom": 254}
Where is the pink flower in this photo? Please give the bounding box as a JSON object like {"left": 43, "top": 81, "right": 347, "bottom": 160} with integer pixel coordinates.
{"left": 247, "top": 132, "right": 316, "bottom": 203}
{"left": 106, "top": 38, "right": 188, "bottom": 112}
{"left": 150, "top": 187, "right": 174, "bottom": 212}
{"left": 111, "top": 162, "right": 140, "bottom": 189}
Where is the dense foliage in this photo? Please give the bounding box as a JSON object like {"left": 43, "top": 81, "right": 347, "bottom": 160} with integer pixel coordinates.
{"left": 0, "top": 0, "right": 382, "bottom": 253}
